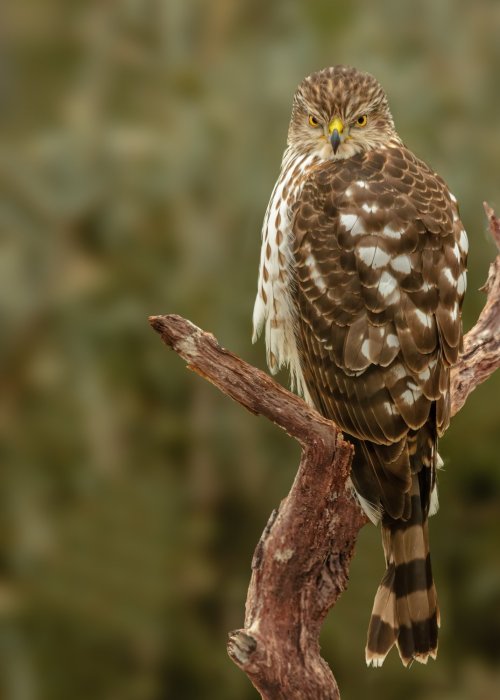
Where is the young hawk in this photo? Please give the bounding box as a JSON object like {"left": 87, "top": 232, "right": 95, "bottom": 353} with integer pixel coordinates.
{"left": 252, "top": 65, "right": 467, "bottom": 668}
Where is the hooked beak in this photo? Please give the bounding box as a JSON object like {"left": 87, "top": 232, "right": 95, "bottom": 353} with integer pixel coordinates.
{"left": 329, "top": 118, "right": 344, "bottom": 155}
{"left": 330, "top": 130, "right": 341, "bottom": 154}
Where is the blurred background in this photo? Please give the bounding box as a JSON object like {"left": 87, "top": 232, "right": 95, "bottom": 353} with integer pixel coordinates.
{"left": 1, "top": 1, "right": 500, "bottom": 698}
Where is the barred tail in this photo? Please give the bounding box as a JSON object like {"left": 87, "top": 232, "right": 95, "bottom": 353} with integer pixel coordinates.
{"left": 365, "top": 476, "right": 440, "bottom": 668}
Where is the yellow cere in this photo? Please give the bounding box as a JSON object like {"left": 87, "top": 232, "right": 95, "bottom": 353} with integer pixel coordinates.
{"left": 328, "top": 118, "right": 344, "bottom": 135}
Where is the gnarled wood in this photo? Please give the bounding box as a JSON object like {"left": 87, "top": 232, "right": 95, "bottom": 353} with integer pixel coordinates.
{"left": 149, "top": 205, "right": 500, "bottom": 700}
{"left": 450, "top": 203, "right": 500, "bottom": 414}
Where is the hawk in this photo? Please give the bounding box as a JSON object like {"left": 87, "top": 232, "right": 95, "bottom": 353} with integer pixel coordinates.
{"left": 252, "top": 65, "right": 467, "bottom": 668}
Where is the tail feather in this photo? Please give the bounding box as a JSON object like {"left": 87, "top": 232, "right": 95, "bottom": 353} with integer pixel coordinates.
{"left": 366, "top": 476, "right": 439, "bottom": 668}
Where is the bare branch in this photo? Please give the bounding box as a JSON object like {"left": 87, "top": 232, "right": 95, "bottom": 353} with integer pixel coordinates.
{"left": 148, "top": 315, "right": 338, "bottom": 446}
{"left": 450, "top": 203, "right": 500, "bottom": 415}
{"left": 149, "top": 314, "right": 362, "bottom": 699}
{"left": 149, "top": 206, "right": 500, "bottom": 700}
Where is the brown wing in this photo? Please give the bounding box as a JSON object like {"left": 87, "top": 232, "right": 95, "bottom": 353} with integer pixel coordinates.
{"left": 292, "top": 145, "right": 467, "bottom": 519}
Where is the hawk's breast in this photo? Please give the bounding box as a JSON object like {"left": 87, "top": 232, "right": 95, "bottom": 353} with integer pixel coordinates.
{"left": 253, "top": 147, "right": 321, "bottom": 399}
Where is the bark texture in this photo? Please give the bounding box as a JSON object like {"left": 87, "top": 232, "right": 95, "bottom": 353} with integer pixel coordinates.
{"left": 150, "top": 204, "right": 500, "bottom": 700}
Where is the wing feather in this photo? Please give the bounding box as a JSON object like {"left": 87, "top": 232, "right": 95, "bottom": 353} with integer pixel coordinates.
{"left": 292, "top": 144, "right": 466, "bottom": 516}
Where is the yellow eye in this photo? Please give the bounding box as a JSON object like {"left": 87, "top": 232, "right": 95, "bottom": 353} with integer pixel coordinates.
{"left": 356, "top": 115, "right": 368, "bottom": 127}
{"left": 308, "top": 115, "right": 320, "bottom": 128}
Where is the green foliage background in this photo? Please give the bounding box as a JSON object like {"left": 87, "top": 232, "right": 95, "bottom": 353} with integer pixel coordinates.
{"left": 1, "top": 1, "right": 500, "bottom": 698}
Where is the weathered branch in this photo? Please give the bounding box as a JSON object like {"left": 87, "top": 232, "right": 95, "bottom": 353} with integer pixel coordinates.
{"left": 150, "top": 205, "right": 500, "bottom": 700}
{"left": 150, "top": 312, "right": 362, "bottom": 699}
{"left": 450, "top": 203, "right": 500, "bottom": 414}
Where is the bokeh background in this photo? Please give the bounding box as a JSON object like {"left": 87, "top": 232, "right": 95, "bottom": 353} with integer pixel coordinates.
{"left": 1, "top": 1, "right": 500, "bottom": 698}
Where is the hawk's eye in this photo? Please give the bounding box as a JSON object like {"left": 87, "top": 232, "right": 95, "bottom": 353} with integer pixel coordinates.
{"left": 308, "top": 115, "right": 320, "bottom": 128}
{"left": 356, "top": 115, "right": 368, "bottom": 127}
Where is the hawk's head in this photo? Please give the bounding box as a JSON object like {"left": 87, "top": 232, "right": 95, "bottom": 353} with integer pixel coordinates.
{"left": 288, "top": 65, "right": 398, "bottom": 160}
